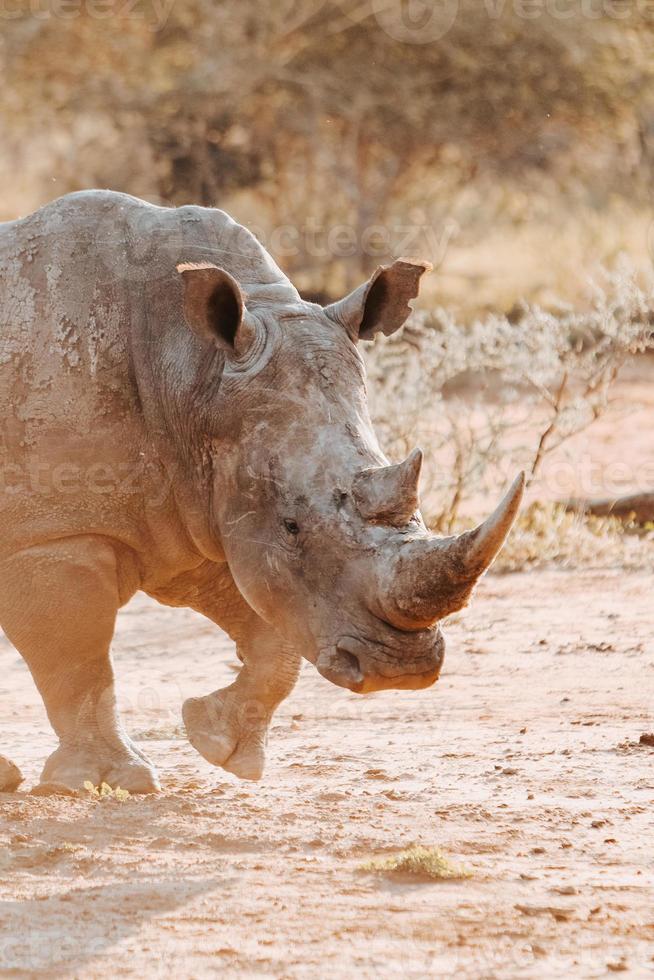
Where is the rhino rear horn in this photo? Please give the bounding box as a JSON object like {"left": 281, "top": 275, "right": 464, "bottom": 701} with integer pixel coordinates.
{"left": 325, "top": 258, "right": 432, "bottom": 342}
{"left": 353, "top": 449, "right": 423, "bottom": 526}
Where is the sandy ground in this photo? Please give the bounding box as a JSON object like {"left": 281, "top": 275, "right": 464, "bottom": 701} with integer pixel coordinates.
{"left": 1, "top": 566, "right": 653, "bottom": 979}
{"left": 1, "top": 366, "right": 652, "bottom": 978}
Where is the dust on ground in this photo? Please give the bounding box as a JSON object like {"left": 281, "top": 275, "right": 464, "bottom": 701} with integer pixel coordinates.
{"left": 1, "top": 565, "right": 652, "bottom": 978}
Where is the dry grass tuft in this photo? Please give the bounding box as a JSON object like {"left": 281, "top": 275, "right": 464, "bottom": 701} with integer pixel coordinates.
{"left": 133, "top": 725, "right": 185, "bottom": 741}
{"left": 360, "top": 845, "right": 471, "bottom": 881}
{"left": 83, "top": 781, "right": 131, "bottom": 802}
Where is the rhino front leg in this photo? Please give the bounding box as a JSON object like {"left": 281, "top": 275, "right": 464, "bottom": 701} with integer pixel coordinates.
{"left": 151, "top": 561, "right": 302, "bottom": 781}
{"left": 0, "top": 537, "right": 159, "bottom": 795}
{"left": 182, "top": 624, "right": 301, "bottom": 781}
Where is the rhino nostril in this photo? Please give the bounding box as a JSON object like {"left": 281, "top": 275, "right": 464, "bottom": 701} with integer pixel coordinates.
{"left": 335, "top": 647, "right": 362, "bottom": 680}
{"left": 316, "top": 643, "right": 365, "bottom": 690}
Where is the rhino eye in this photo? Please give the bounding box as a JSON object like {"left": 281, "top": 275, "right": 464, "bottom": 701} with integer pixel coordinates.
{"left": 283, "top": 518, "right": 300, "bottom": 536}
{"left": 334, "top": 489, "right": 348, "bottom": 510}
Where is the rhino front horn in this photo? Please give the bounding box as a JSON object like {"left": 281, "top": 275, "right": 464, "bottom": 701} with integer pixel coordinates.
{"left": 381, "top": 472, "right": 525, "bottom": 629}
{"left": 456, "top": 470, "right": 526, "bottom": 576}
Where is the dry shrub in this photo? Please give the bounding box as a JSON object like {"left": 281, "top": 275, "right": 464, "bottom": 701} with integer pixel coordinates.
{"left": 494, "top": 503, "right": 654, "bottom": 574}
{"left": 365, "top": 264, "right": 654, "bottom": 568}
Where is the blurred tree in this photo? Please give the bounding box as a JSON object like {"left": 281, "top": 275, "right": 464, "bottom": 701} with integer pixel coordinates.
{"left": 1, "top": 0, "right": 653, "bottom": 295}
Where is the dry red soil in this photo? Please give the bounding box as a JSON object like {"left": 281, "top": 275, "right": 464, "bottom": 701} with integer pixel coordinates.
{"left": 1, "top": 566, "right": 653, "bottom": 978}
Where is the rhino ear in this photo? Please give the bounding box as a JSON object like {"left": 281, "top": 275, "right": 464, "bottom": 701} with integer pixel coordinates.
{"left": 177, "top": 262, "right": 256, "bottom": 356}
{"left": 325, "top": 258, "right": 432, "bottom": 342}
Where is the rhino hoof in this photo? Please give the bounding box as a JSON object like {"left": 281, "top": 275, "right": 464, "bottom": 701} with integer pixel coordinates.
{"left": 37, "top": 744, "right": 161, "bottom": 796}
{"left": 0, "top": 755, "right": 24, "bottom": 793}
{"left": 103, "top": 763, "right": 161, "bottom": 795}
{"left": 222, "top": 745, "right": 265, "bottom": 782}
{"left": 182, "top": 696, "right": 266, "bottom": 781}
{"left": 30, "top": 781, "right": 79, "bottom": 798}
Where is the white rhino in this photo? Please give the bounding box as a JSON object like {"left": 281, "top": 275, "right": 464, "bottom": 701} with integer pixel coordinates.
{"left": 0, "top": 191, "right": 523, "bottom": 794}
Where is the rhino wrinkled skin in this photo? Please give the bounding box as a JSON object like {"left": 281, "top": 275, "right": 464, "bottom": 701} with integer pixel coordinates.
{"left": 0, "top": 191, "right": 523, "bottom": 794}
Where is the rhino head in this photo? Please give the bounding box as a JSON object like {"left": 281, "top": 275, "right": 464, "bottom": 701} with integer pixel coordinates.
{"left": 177, "top": 258, "right": 524, "bottom": 694}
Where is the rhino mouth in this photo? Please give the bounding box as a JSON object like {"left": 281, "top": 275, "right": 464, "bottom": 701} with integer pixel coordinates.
{"left": 316, "top": 635, "right": 443, "bottom": 694}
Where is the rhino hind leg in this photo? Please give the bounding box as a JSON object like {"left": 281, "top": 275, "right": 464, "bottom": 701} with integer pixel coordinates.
{"left": 183, "top": 624, "right": 301, "bottom": 781}
{"left": 0, "top": 755, "right": 23, "bottom": 792}
{"left": 0, "top": 537, "right": 160, "bottom": 796}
